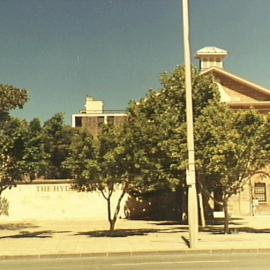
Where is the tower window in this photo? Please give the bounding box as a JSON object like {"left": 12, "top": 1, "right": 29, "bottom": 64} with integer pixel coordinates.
{"left": 75, "top": 117, "right": 82, "bottom": 127}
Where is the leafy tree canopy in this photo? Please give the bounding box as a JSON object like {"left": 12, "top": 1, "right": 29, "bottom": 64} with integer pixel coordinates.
{"left": 121, "top": 65, "right": 270, "bottom": 233}
{"left": 63, "top": 125, "right": 134, "bottom": 231}
{"left": 18, "top": 118, "right": 49, "bottom": 180}
{"left": 41, "top": 113, "right": 77, "bottom": 179}
{"left": 0, "top": 84, "right": 28, "bottom": 120}
{"left": 0, "top": 118, "right": 29, "bottom": 194}
{"left": 124, "top": 66, "right": 220, "bottom": 191}
{"left": 195, "top": 103, "right": 270, "bottom": 232}
{"left": 0, "top": 84, "right": 29, "bottom": 195}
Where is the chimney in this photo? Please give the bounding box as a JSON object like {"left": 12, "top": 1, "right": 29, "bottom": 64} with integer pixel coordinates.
{"left": 195, "top": 47, "right": 228, "bottom": 70}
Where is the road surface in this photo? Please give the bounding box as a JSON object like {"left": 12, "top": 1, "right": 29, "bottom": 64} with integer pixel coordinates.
{"left": 0, "top": 252, "right": 269, "bottom": 270}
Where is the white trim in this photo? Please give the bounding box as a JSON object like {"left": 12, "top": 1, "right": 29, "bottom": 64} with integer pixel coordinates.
{"left": 229, "top": 101, "right": 270, "bottom": 106}
{"left": 216, "top": 82, "right": 231, "bottom": 102}
{"left": 72, "top": 113, "right": 127, "bottom": 117}
{"left": 201, "top": 67, "right": 270, "bottom": 97}
{"left": 71, "top": 113, "right": 127, "bottom": 128}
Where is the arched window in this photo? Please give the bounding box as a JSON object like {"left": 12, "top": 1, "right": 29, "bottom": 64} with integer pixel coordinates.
{"left": 254, "top": 183, "right": 267, "bottom": 203}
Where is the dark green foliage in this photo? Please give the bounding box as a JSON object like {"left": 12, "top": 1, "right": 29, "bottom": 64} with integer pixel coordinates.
{"left": 0, "top": 84, "right": 28, "bottom": 122}
{"left": 63, "top": 125, "right": 132, "bottom": 231}
{"left": 41, "top": 113, "right": 77, "bottom": 179}
{"left": 0, "top": 84, "right": 29, "bottom": 195}
{"left": 0, "top": 84, "right": 28, "bottom": 113}
{"left": 195, "top": 104, "right": 270, "bottom": 233}
{"left": 124, "top": 66, "right": 220, "bottom": 192}
{"left": 122, "top": 65, "right": 270, "bottom": 233}
{"left": 18, "top": 118, "right": 49, "bottom": 180}
{"left": 0, "top": 117, "right": 29, "bottom": 194}
{"left": 63, "top": 128, "right": 96, "bottom": 184}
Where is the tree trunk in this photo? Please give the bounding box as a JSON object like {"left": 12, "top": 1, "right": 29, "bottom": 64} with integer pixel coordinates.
{"left": 106, "top": 197, "right": 114, "bottom": 232}
{"left": 106, "top": 185, "right": 128, "bottom": 232}
{"left": 223, "top": 199, "right": 230, "bottom": 234}
{"left": 109, "top": 219, "right": 116, "bottom": 232}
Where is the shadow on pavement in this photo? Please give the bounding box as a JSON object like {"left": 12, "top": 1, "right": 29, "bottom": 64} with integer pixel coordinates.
{"left": 201, "top": 226, "right": 270, "bottom": 234}
{"left": 76, "top": 228, "right": 161, "bottom": 238}
{"left": 146, "top": 217, "right": 270, "bottom": 235}
{"left": 207, "top": 217, "right": 244, "bottom": 226}
{"left": 0, "top": 230, "right": 71, "bottom": 239}
{"left": 150, "top": 221, "right": 182, "bottom": 226}
{"left": 0, "top": 230, "right": 53, "bottom": 239}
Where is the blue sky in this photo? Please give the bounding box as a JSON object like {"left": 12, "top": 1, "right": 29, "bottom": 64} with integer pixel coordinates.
{"left": 2, "top": 0, "right": 270, "bottom": 123}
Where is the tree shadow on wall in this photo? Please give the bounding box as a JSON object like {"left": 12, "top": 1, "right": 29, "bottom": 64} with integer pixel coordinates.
{"left": 125, "top": 190, "right": 185, "bottom": 221}
{"left": 0, "top": 223, "right": 39, "bottom": 231}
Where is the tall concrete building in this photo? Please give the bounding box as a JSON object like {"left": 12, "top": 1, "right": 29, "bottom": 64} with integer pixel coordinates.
{"left": 72, "top": 97, "right": 127, "bottom": 137}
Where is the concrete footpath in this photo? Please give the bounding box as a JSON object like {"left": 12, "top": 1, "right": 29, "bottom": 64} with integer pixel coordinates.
{"left": 0, "top": 216, "right": 270, "bottom": 258}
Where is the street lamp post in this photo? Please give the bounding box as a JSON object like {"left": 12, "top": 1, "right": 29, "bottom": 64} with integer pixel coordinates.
{"left": 182, "top": 0, "right": 198, "bottom": 248}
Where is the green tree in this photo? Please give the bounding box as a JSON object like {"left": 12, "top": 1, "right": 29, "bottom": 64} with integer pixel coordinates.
{"left": 42, "top": 113, "right": 76, "bottom": 179}
{"left": 0, "top": 84, "right": 28, "bottom": 196}
{"left": 18, "top": 118, "right": 49, "bottom": 180}
{"left": 64, "top": 126, "right": 135, "bottom": 232}
{"left": 122, "top": 65, "right": 270, "bottom": 233}
{"left": 123, "top": 66, "right": 219, "bottom": 194}
{"left": 195, "top": 104, "right": 270, "bottom": 233}
{"left": 0, "top": 118, "right": 29, "bottom": 195}
{"left": 0, "top": 84, "right": 28, "bottom": 119}
{"left": 63, "top": 128, "right": 95, "bottom": 182}
{"left": 64, "top": 64, "right": 270, "bottom": 235}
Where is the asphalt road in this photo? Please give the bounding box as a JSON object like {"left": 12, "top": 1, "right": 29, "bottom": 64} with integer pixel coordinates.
{"left": 0, "top": 252, "right": 270, "bottom": 270}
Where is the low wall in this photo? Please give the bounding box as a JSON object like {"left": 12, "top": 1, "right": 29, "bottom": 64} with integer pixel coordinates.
{"left": 1, "top": 180, "right": 128, "bottom": 221}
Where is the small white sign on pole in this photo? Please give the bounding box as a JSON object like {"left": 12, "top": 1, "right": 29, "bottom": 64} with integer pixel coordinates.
{"left": 186, "top": 169, "right": 195, "bottom": 185}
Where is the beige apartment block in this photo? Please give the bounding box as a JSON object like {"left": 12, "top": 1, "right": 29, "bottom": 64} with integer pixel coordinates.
{"left": 72, "top": 97, "right": 127, "bottom": 137}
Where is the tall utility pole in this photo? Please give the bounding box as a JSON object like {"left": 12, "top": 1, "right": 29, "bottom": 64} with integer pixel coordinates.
{"left": 182, "top": 0, "right": 198, "bottom": 248}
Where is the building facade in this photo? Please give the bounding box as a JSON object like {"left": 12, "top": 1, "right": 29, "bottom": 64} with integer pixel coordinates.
{"left": 69, "top": 49, "right": 270, "bottom": 218}
{"left": 72, "top": 97, "right": 127, "bottom": 137}
{"left": 196, "top": 47, "right": 270, "bottom": 216}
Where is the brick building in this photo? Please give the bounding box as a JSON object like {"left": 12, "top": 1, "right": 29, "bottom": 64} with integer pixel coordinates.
{"left": 196, "top": 47, "right": 270, "bottom": 216}
{"left": 72, "top": 97, "right": 127, "bottom": 137}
